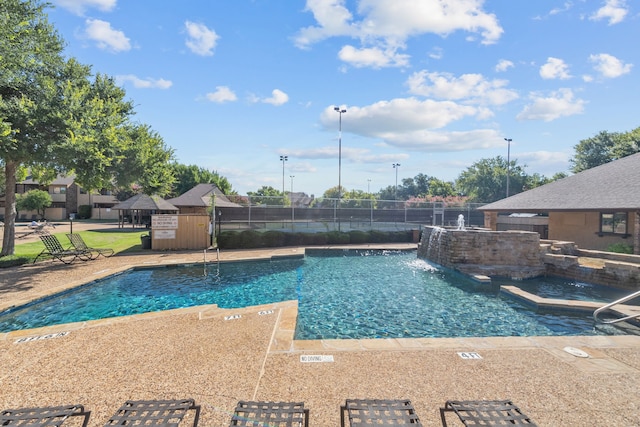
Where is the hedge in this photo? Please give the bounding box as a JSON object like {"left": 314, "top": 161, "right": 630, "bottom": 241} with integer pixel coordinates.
{"left": 217, "top": 229, "right": 415, "bottom": 249}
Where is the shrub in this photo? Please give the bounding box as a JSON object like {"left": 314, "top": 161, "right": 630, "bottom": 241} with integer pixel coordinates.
{"left": 349, "top": 230, "right": 369, "bottom": 244}
{"left": 217, "top": 231, "right": 241, "bottom": 249}
{"left": 367, "top": 230, "right": 386, "bottom": 243}
{"left": 284, "top": 232, "right": 306, "bottom": 246}
{"left": 262, "top": 230, "right": 286, "bottom": 247}
{"left": 327, "top": 231, "right": 350, "bottom": 244}
{"left": 239, "top": 230, "right": 263, "bottom": 248}
{"left": 78, "top": 205, "right": 92, "bottom": 219}
{"left": 606, "top": 243, "right": 634, "bottom": 254}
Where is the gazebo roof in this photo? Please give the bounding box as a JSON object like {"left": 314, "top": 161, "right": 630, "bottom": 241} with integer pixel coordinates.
{"left": 112, "top": 194, "right": 178, "bottom": 211}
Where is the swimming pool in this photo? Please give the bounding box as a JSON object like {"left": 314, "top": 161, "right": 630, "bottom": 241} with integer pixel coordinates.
{"left": 0, "top": 249, "right": 633, "bottom": 338}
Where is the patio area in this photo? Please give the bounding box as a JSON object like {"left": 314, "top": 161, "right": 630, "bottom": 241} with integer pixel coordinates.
{"left": 1, "top": 245, "right": 640, "bottom": 426}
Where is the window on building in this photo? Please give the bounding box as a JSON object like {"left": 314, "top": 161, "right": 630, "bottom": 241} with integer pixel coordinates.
{"left": 600, "top": 212, "right": 628, "bottom": 235}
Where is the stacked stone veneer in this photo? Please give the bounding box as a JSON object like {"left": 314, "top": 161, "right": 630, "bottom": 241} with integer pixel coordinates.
{"left": 417, "top": 226, "right": 640, "bottom": 289}
{"left": 417, "top": 226, "right": 545, "bottom": 279}
{"left": 543, "top": 245, "right": 640, "bottom": 290}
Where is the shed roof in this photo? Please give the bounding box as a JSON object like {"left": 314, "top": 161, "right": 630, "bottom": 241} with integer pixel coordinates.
{"left": 479, "top": 152, "right": 640, "bottom": 212}
{"left": 167, "top": 183, "right": 241, "bottom": 208}
{"left": 112, "top": 194, "right": 178, "bottom": 211}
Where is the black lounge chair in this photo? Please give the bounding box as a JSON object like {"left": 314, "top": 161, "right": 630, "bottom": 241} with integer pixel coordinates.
{"left": 229, "top": 401, "right": 309, "bottom": 427}
{"left": 67, "top": 233, "right": 115, "bottom": 258}
{"left": 440, "top": 400, "right": 537, "bottom": 426}
{"left": 104, "top": 399, "right": 200, "bottom": 426}
{"left": 33, "top": 233, "right": 93, "bottom": 264}
{"left": 0, "top": 404, "right": 90, "bottom": 426}
{"left": 341, "top": 399, "right": 422, "bottom": 426}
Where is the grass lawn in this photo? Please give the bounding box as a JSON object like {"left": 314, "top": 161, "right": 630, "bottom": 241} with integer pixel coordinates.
{"left": 10, "top": 230, "right": 149, "bottom": 263}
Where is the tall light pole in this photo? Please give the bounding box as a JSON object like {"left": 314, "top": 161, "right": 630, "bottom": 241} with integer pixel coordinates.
{"left": 334, "top": 106, "right": 346, "bottom": 231}
{"left": 280, "top": 155, "right": 288, "bottom": 200}
{"left": 393, "top": 163, "right": 401, "bottom": 200}
{"left": 334, "top": 106, "right": 346, "bottom": 199}
{"left": 367, "top": 179, "right": 371, "bottom": 194}
{"left": 290, "top": 175, "right": 295, "bottom": 225}
{"left": 504, "top": 138, "right": 512, "bottom": 198}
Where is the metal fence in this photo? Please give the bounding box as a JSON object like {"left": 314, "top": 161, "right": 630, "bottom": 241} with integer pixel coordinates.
{"left": 214, "top": 197, "right": 486, "bottom": 232}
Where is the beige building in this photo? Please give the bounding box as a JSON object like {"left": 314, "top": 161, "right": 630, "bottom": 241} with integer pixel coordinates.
{"left": 4, "top": 175, "right": 119, "bottom": 221}
{"left": 479, "top": 152, "right": 640, "bottom": 254}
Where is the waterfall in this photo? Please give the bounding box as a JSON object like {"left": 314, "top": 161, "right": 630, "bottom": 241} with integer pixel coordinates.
{"left": 425, "top": 226, "right": 446, "bottom": 265}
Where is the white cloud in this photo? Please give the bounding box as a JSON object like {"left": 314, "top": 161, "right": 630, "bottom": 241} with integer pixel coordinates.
{"left": 262, "top": 89, "right": 290, "bottom": 106}
{"left": 206, "top": 86, "right": 237, "bottom": 103}
{"left": 55, "top": 0, "right": 116, "bottom": 15}
{"left": 539, "top": 57, "right": 571, "bottom": 80}
{"left": 116, "top": 75, "right": 172, "bottom": 89}
{"left": 406, "top": 71, "right": 518, "bottom": 106}
{"left": 589, "top": 53, "right": 633, "bottom": 78}
{"left": 185, "top": 21, "right": 219, "bottom": 56}
{"left": 495, "top": 59, "right": 514, "bottom": 72}
{"left": 590, "top": 0, "right": 628, "bottom": 25}
{"left": 316, "top": 99, "right": 505, "bottom": 152}
{"left": 294, "top": 0, "right": 503, "bottom": 68}
{"left": 84, "top": 19, "right": 130, "bottom": 52}
{"left": 517, "top": 88, "right": 586, "bottom": 122}
{"left": 338, "top": 45, "right": 409, "bottom": 68}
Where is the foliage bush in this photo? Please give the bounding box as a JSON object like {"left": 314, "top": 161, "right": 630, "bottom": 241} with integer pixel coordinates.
{"left": 606, "top": 243, "right": 634, "bottom": 254}
{"left": 326, "top": 231, "right": 350, "bottom": 244}
{"left": 262, "top": 230, "right": 286, "bottom": 247}
{"left": 348, "top": 230, "right": 369, "bottom": 244}
{"left": 78, "top": 205, "right": 92, "bottom": 219}
{"left": 217, "top": 229, "right": 413, "bottom": 249}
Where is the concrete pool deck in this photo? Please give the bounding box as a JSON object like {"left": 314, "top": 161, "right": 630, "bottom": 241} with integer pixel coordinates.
{"left": 1, "top": 244, "right": 640, "bottom": 426}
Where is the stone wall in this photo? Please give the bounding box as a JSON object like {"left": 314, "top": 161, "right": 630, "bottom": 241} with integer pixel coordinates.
{"left": 417, "top": 226, "right": 545, "bottom": 279}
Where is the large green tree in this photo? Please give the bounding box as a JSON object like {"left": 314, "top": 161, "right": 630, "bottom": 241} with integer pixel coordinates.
{"left": 571, "top": 127, "right": 640, "bottom": 173}
{"left": 0, "top": 0, "right": 174, "bottom": 255}
{"left": 169, "top": 163, "right": 234, "bottom": 197}
{"left": 455, "top": 156, "right": 528, "bottom": 203}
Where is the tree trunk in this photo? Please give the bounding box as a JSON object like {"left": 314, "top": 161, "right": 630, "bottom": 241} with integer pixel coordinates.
{"left": 1, "top": 161, "right": 18, "bottom": 256}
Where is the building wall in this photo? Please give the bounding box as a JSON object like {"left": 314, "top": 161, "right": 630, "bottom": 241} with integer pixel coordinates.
{"left": 549, "top": 211, "right": 636, "bottom": 250}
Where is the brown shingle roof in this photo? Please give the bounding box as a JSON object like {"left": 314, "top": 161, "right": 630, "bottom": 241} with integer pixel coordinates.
{"left": 479, "top": 152, "right": 640, "bottom": 212}
{"left": 112, "top": 194, "right": 178, "bottom": 211}
{"left": 167, "top": 184, "right": 241, "bottom": 208}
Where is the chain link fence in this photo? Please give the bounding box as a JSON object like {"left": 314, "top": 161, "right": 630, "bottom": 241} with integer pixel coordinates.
{"left": 213, "top": 196, "right": 486, "bottom": 232}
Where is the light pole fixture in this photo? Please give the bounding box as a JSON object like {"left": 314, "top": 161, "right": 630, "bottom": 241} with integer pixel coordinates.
{"left": 504, "top": 138, "right": 512, "bottom": 198}
{"left": 290, "top": 175, "right": 295, "bottom": 224}
{"left": 280, "top": 155, "right": 288, "bottom": 200}
{"left": 334, "top": 106, "right": 346, "bottom": 200}
{"left": 334, "top": 106, "right": 346, "bottom": 231}
{"left": 393, "top": 163, "right": 401, "bottom": 200}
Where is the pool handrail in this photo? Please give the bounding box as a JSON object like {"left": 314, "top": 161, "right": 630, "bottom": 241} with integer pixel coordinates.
{"left": 593, "top": 289, "right": 640, "bottom": 324}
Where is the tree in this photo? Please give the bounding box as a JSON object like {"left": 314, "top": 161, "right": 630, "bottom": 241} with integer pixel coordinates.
{"left": 169, "top": 163, "right": 234, "bottom": 197}
{"left": 455, "top": 156, "right": 528, "bottom": 203}
{"left": 16, "top": 189, "right": 52, "bottom": 219}
{"left": 247, "top": 186, "right": 286, "bottom": 206}
{"left": 0, "top": 0, "right": 176, "bottom": 255}
{"left": 571, "top": 127, "right": 640, "bottom": 173}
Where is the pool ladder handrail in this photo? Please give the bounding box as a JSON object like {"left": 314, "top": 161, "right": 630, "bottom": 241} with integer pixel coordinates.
{"left": 593, "top": 289, "right": 640, "bottom": 324}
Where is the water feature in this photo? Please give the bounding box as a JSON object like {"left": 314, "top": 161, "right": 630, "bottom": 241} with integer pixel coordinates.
{"left": 0, "top": 250, "right": 633, "bottom": 339}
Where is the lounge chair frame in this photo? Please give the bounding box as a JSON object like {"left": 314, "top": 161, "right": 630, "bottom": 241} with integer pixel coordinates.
{"left": 67, "top": 233, "right": 115, "bottom": 258}
{"left": 440, "top": 400, "right": 537, "bottom": 426}
{"left": 33, "top": 233, "right": 93, "bottom": 264}
{"left": 104, "top": 399, "right": 200, "bottom": 426}
{"left": 0, "top": 404, "right": 90, "bottom": 426}
{"left": 229, "top": 401, "right": 309, "bottom": 427}
{"left": 341, "top": 399, "right": 422, "bottom": 426}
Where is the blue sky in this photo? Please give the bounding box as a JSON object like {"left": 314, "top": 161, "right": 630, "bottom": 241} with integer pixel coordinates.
{"left": 48, "top": 0, "right": 638, "bottom": 197}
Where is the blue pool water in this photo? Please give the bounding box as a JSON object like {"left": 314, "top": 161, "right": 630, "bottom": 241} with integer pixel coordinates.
{"left": 0, "top": 250, "right": 633, "bottom": 338}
